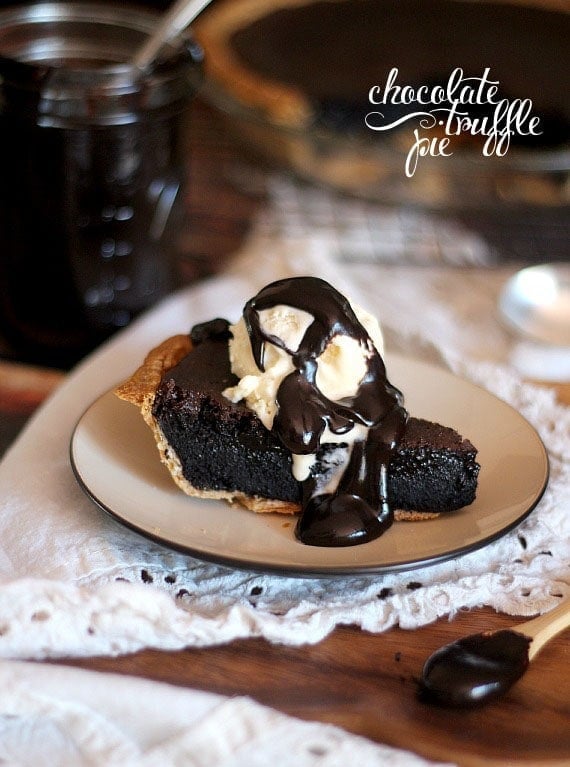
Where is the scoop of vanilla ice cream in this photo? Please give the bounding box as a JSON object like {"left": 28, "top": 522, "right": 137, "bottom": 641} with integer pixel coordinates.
{"left": 223, "top": 306, "right": 307, "bottom": 429}
{"left": 223, "top": 299, "right": 384, "bottom": 430}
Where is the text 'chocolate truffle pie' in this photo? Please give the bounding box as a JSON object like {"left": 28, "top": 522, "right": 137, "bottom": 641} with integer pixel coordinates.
{"left": 116, "top": 277, "right": 480, "bottom": 547}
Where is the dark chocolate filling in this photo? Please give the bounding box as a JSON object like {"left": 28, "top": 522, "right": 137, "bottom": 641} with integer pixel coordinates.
{"left": 154, "top": 328, "right": 300, "bottom": 502}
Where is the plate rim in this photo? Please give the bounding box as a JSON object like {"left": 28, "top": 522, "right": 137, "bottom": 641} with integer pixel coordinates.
{"left": 70, "top": 353, "right": 550, "bottom": 578}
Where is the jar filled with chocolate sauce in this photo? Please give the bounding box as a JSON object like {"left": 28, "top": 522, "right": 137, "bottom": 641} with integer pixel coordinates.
{"left": 0, "top": 3, "right": 203, "bottom": 368}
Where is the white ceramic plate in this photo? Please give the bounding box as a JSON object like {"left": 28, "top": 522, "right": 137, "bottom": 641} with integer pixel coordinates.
{"left": 70, "top": 354, "right": 548, "bottom": 576}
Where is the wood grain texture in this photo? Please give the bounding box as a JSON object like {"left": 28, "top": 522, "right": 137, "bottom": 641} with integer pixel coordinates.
{"left": 57, "top": 607, "right": 569, "bottom": 766}
{"left": 0, "top": 360, "right": 64, "bottom": 415}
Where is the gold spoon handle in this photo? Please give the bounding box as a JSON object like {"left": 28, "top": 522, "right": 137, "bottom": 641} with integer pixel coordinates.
{"left": 515, "top": 599, "right": 570, "bottom": 661}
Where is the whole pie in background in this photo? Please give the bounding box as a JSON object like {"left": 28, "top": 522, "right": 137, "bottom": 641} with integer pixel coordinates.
{"left": 194, "top": 0, "right": 570, "bottom": 206}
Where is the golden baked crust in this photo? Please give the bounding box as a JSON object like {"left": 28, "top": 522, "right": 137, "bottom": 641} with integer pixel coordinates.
{"left": 116, "top": 335, "right": 440, "bottom": 519}
{"left": 115, "top": 334, "right": 193, "bottom": 408}
{"left": 115, "top": 334, "right": 195, "bottom": 500}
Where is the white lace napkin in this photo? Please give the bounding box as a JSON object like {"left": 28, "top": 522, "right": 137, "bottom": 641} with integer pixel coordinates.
{"left": 0, "top": 660, "right": 454, "bottom": 766}
{"left": 0, "top": 223, "right": 568, "bottom": 661}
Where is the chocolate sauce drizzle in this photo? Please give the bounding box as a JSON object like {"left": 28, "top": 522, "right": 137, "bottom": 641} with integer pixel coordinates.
{"left": 243, "top": 277, "right": 408, "bottom": 547}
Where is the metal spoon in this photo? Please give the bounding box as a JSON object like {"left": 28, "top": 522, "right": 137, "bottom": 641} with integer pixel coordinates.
{"left": 418, "top": 598, "right": 570, "bottom": 707}
{"left": 130, "top": 0, "right": 214, "bottom": 72}
{"left": 498, "top": 263, "right": 570, "bottom": 347}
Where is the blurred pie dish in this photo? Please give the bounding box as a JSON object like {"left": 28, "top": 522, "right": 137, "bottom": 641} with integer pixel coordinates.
{"left": 194, "top": 0, "right": 570, "bottom": 205}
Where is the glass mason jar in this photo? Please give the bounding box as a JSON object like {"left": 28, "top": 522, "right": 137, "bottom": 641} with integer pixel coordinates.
{"left": 0, "top": 3, "right": 203, "bottom": 368}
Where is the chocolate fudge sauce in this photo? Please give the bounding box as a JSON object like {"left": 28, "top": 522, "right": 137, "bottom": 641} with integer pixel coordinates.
{"left": 0, "top": 6, "right": 202, "bottom": 368}
{"left": 419, "top": 629, "right": 532, "bottom": 707}
{"left": 242, "top": 277, "right": 408, "bottom": 547}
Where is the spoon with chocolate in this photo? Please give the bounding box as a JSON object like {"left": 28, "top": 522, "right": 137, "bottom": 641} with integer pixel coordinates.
{"left": 418, "top": 598, "right": 570, "bottom": 707}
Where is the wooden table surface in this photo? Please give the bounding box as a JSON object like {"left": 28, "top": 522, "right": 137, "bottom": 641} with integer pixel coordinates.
{"left": 1, "top": 102, "right": 569, "bottom": 766}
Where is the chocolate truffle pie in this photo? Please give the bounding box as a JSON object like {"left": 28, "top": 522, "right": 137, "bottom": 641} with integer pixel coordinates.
{"left": 116, "top": 278, "right": 480, "bottom": 547}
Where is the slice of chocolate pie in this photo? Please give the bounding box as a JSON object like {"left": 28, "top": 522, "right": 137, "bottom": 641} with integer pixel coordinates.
{"left": 116, "top": 278, "right": 479, "bottom": 547}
